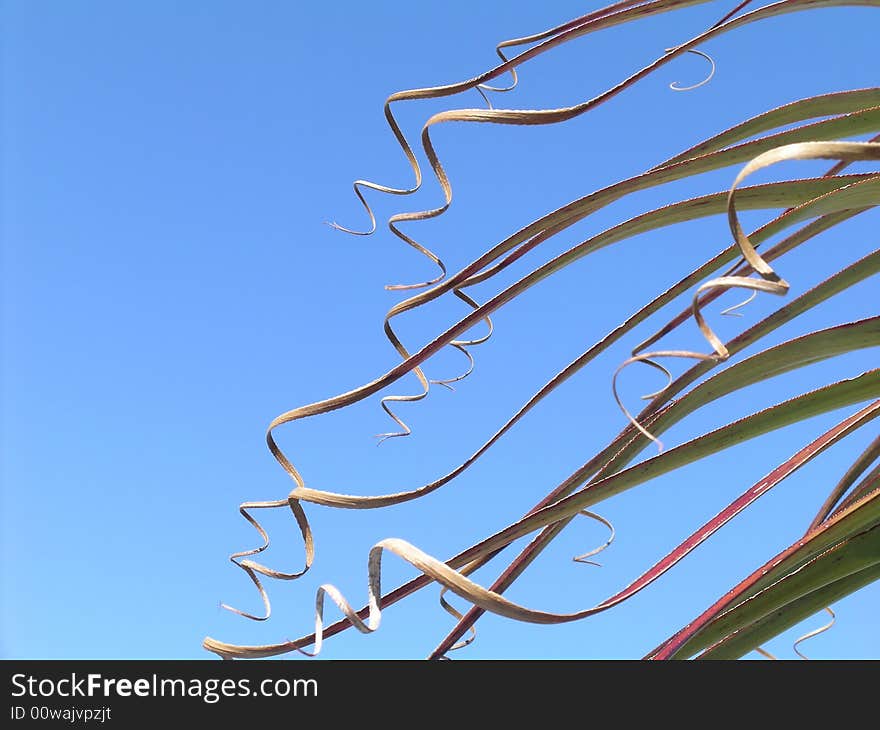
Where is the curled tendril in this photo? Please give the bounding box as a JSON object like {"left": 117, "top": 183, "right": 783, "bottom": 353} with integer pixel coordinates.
{"left": 438, "top": 586, "right": 479, "bottom": 656}
{"left": 435, "top": 508, "right": 616, "bottom": 658}
{"left": 611, "top": 140, "right": 880, "bottom": 450}
{"left": 612, "top": 352, "right": 715, "bottom": 453}
{"left": 637, "top": 359, "right": 674, "bottom": 401}
{"left": 572, "top": 510, "right": 617, "bottom": 566}
{"left": 220, "top": 499, "right": 314, "bottom": 622}
{"left": 375, "top": 293, "right": 493, "bottom": 442}
{"left": 793, "top": 606, "right": 836, "bottom": 659}
{"left": 428, "top": 290, "right": 495, "bottom": 388}
{"left": 720, "top": 288, "right": 757, "bottom": 317}
{"left": 475, "top": 85, "right": 495, "bottom": 110}
{"left": 375, "top": 387, "right": 426, "bottom": 445}
{"left": 478, "top": 42, "right": 519, "bottom": 93}
{"left": 665, "top": 47, "right": 716, "bottom": 92}
{"left": 750, "top": 608, "right": 836, "bottom": 661}
{"left": 430, "top": 344, "right": 476, "bottom": 391}
{"left": 475, "top": 51, "right": 518, "bottom": 109}
{"left": 377, "top": 283, "right": 494, "bottom": 442}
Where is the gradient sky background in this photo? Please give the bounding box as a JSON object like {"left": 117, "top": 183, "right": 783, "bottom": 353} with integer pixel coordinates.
{"left": 2, "top": 0, "right": 878, "bottom": 660}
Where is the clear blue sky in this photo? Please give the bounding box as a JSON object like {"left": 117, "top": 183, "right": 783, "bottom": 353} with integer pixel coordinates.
{"left": 2, "top": 0, "right": 878, "bottom": 659}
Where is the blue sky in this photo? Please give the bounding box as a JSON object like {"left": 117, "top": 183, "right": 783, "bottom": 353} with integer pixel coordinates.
{"left": 2, "top": 0, "right": 878, "bottom": 659}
